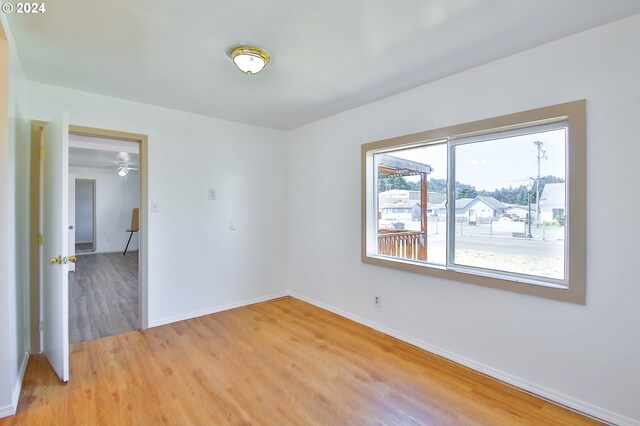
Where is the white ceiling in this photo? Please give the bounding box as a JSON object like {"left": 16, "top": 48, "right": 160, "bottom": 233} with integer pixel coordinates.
{"left": 69, "top": 135, "right": 139, "bottom": 170}
{"left": 7, "top": 1, "right": 640, "bottom": 130}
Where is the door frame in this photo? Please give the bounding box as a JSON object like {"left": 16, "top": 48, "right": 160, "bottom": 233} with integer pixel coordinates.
{"left": 73, "top": 178, "right": 97, "bottom": 253}
{"left": 68, "top": 173, "right": 76, "bottom": 273}
{"left": 30, "top": 121, "right": 149, "bottom": 352}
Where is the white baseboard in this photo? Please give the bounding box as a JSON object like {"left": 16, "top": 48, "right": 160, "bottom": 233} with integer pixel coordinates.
{"left": 289, "top": 291, "right": 637, "bottom": 426}
{"left": 13, "top": 352, "right": 29, "bottom": 406}
{"left": 0, "top": 351, "right": 29, "bottom": 419}
{"left": 148, "top": 291, "right": 289, "bottom": 328}
{"left": 0, "top": 404, "right": 14, "bottom": 418}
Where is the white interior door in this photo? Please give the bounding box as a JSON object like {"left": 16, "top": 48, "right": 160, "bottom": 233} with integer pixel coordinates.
{"left": 42, "top": 113, "right": 70, "bottom": 382}
{"left": 68, "top": 174, "right": 76, "bottom": 272}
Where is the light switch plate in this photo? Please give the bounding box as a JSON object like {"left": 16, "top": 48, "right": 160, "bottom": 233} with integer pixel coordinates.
{"left": 151, "top": 202, "right": 160, "bottom": 212}
{"left": 208, "top": 188, "right": 216, "bottom": 200}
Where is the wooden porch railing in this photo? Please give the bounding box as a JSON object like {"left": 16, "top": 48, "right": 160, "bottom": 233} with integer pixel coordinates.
{"left": 378, "top": 230, "right": 426, "bottom": 260}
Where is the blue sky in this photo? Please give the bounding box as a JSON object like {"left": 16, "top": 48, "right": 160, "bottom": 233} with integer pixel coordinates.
{"left": 387, "top": 128, "right": 566, "bottom": 191}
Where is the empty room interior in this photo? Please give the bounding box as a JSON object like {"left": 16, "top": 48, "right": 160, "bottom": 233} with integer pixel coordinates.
{"left": 1, "top": 1, "right": 639, "bottom": 425}
{"left": 68, "top": 135, "right": 140, "bottom": 343}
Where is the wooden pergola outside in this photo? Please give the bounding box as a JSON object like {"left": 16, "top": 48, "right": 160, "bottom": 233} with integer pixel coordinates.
{"left": 377, "top": 154, "right": 432, "bottom": 261}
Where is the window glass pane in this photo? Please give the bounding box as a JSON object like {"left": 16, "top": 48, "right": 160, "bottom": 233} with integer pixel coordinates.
{"left": 375, "top": 143, "right": 447, "bottom": 265}
{"left": 452, "top": 128, "right": 566, "bottom": 280}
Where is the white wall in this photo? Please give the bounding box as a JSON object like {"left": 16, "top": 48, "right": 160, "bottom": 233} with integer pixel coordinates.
{"left": 288, "top": 14, "right": 640, "bottom": 425}
{"left": 71, "top": 168, "right": 139, "bottom": 253}
{"left": 26, "top": 82, "right": 289, "bottom": 328}
{"left": 0, "top": 15, "right": 29, "bottom": 418}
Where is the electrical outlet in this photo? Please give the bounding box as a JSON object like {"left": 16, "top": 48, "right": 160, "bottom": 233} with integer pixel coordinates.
{"left": 208, "top": 188, "right": 216, "bottom": 200}
{"left": 230, "top": 220, "right": 236, "bottom": 231}
{"left": 151, "top": 202, "right": 160, "bottom": 212}
{"left": 373, "top": 294, "right": 382, "bottom": 307}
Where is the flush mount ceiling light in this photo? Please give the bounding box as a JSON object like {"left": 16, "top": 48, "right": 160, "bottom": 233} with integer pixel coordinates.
{"left": 230, "top": 45, "right": 270, "bottom": 74}
{"left": 117, "top": 166, "right": 129, "bottom": 177}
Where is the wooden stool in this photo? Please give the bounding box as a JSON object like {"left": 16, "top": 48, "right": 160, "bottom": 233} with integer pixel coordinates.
{"left": 123, "top": 208, "right": 139, "bottom": 255}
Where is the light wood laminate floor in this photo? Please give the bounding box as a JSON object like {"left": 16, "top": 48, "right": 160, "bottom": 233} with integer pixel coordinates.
{"left": 5, "top": 297, "right": 599, "bottom": 425}
{"left": 69, "top": 252, "right": 138, "bottom": 343}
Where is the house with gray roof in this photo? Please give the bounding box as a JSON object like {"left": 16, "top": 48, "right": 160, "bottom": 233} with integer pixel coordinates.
{"left": 433, "top": 196, "right": 507, "bottom": 223}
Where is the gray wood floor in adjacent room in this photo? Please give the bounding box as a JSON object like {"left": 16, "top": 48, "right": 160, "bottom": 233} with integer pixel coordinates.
{"left": 75, "top": 242, "right": 95, "bottom": 252}
{"left": 69, "top": 252, "right": 138, "bottom": 343}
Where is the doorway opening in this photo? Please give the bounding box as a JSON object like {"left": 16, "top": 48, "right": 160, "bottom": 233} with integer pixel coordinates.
{"left": 67, "top": 135, "right": 140, "bottom": 343}
{"left": 30, "top": 122, "right": 148, "bottom": 353}
{"left": 73, "top": 179, "right": 96, "bottom": 253}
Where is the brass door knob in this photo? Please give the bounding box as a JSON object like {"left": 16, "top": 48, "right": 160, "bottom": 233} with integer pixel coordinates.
{"left": 49, "top": 255, "right": 77, "bottom": 265}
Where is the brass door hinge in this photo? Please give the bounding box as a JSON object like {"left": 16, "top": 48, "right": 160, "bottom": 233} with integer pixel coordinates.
{"left": 38, "top": 234, "right": 43, "bottom": 246}
{"left": 39, "top": 147, "right": 45, "bottom": 160}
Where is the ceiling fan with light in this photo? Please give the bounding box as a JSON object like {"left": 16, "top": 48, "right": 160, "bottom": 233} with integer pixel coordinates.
{"left": 116, "top": 161, "right": 138, "bottom": 178}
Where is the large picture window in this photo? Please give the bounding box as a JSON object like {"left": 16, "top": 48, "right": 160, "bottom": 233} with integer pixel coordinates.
{"left": 361, "top": 101, "right": 586, "bottom": 303}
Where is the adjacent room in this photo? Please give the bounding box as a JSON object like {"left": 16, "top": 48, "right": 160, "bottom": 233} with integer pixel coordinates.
{"left": 1, "top": 1, "right": 639, "bottom": 425}
{"left": 67, "top": 135, "right": 140, "bottom": 343}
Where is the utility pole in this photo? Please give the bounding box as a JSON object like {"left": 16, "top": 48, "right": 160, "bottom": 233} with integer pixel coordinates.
{"left": 533, "top": 141, "right": 546, "bottom": 227}
{"left": 526, "top": 179, "right": 533, "bottom": 238}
